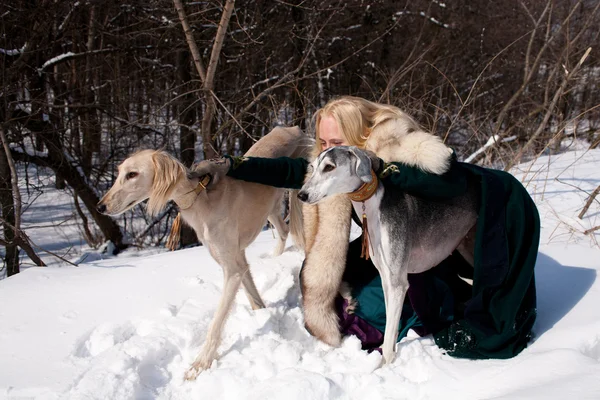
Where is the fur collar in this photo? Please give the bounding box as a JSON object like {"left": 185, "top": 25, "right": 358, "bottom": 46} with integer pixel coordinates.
{"left": 364, "top": 118, "right": 452, "bottom": 174}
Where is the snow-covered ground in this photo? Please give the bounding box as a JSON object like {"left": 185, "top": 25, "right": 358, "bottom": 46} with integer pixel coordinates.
{"left": 1, "top": 148, "right": 600, "bottom": 400}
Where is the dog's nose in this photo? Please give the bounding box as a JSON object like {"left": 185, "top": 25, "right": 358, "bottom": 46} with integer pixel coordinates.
{"left": 96, "top": 203, "right": 107, "bottom": 214}
{"left": 297, "top": 191, "right": 308, "bottom": 202}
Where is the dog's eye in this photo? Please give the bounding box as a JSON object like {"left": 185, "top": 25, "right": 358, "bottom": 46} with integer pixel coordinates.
{"left": 126, "top": 171, "right": 138, "bottom": 180}
{"left": 323, "top": 164, "right": 335, "bottom": 173}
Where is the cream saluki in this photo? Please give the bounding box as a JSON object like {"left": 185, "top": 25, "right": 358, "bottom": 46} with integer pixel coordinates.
{"left": 97, "top": 126, "right": 310, "bottom": 379}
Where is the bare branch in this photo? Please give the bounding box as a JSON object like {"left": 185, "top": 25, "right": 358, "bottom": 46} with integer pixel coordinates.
{"left": 495, "top": 1, "right": 578, "bottom": 136}
{"left": 522, "top": 0, "right": 552, "bottom": 81}
{"left": 578, "top": 185, "right": 600, "bottom": 220}
{"left": 505, "top": 47, "right": 593, "bottom": 170}
{"left": 172, "top": 0, "right": 207, "bottom": 82}
{"left": 205, "top": 0, "right": 235, "bottom": 91}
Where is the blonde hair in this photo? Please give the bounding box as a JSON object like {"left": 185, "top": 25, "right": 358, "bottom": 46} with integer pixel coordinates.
{"left": 313, "top": 96, "right": 415, "bottom": 152}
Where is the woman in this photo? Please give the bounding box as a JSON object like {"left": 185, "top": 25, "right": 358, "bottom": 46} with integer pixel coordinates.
{"left": 189, "top": 96, "right": 540, "bottom": 360}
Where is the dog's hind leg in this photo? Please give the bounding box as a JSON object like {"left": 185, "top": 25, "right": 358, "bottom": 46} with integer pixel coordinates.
{"left": 239, "top": 251, "right": 266, "bottom": 310}
{"left": 287, "top": 190, "right": 305, "bottom": 251}
{"left": 378, "top": 260, "right": 409, "bottom": 365}
{"left": 267, "top": 203, "right": 289, "bottom": 257}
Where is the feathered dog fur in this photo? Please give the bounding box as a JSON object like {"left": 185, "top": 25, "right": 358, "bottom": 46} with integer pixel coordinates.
{"left": 300, "top": 116, "right": 453, "bottom": 347}
{"left": 97, "top": 126, "right": 311, "bottom": 380}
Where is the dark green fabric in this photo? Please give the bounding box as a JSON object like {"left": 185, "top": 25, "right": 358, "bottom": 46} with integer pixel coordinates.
{"left": 352, "top": 272, "right": 457, "bottom": 341}
{"left": 352, "top": 274, "right": 422, "bottom": 338}
{"left": 431, "top": 164, "right": 539, "bottom": 359}
{"left": 224, "top": 154, "right": 540, "bottom": 359}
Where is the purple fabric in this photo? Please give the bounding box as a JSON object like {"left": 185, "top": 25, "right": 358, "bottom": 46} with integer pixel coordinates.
{"left": 335, "top": 296, "right": 383, "bottom": 350}
{"left": 334, "top": 272, "right": 453, "bottom": 351}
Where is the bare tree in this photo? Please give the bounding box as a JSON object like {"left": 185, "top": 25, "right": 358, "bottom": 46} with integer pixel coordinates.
{"left": 173, "top": 0, "right": 235, "bottom": 159}
{"left": 0, "top": 125, "right": 45, "bottom": 275}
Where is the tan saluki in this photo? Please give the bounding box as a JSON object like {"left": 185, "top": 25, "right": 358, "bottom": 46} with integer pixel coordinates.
{"left": 97, "top": 126, "right": 310, "bottom": 379}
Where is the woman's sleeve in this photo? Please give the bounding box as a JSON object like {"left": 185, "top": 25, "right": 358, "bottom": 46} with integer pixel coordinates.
{"left": 381, "top": 159, "right": 470, "bottom": 199}
{"left": 224, "top": 155, "right": 309, "bottom": 190}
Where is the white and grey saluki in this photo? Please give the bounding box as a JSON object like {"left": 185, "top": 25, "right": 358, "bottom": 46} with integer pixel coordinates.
{"left": 97, "top": 126, "right": 310, "bottom": 379}
{"left": 298, "top": 146, "right": 478, "bottom": 365}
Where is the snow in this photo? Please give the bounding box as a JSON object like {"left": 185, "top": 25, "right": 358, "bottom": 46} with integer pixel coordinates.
{"left": 0, "top": 46, "right": 26, "bottom": 56}
{"left": 1, "top": 149, "right": 600, "bottom": 399}
{"left": 39, "top": 52, "right": 76, "bottom": 73}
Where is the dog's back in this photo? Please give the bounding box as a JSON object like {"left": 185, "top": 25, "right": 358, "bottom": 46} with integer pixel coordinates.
{"left": 189, "top": 126, "right": 310, "bottom": 250}
{"left": 379, "top": 171, "right": 479, "bottom": 274}
{"left": 245, "top": 126, "right": 313, "bottom": 159}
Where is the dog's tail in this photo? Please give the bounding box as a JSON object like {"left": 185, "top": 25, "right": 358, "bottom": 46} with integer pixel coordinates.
{"left": 288, "top": 190, "right": 305, "bottom": 251}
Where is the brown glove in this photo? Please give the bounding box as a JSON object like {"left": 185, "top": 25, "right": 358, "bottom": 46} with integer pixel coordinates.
{"left": 187, "top": 156, "right": 231, "bottom": 185}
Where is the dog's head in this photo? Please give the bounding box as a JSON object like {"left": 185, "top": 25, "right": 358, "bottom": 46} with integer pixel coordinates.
{"left": 97, "top": 150, "right": 185, "bottom": 216}
{"left": 298, "top": 146, "right": 375, "bottom": 204}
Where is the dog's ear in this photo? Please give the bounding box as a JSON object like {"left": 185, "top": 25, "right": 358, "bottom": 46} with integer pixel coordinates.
{"left": 148, "top": 151, "right": 182, "bottom": 216}
{"left": 349, "top": 147, "right": 373, "bottom": 183}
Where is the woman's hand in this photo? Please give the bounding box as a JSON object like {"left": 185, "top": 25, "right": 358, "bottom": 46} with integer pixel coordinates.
{"left": 187, "top": 157, "right": 231, "bottom": 185}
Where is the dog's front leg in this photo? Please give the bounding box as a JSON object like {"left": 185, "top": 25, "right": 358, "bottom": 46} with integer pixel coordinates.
{"left": 185, "top": 266, "right": 243, "bottom": 380}
{"left": 379, "top": 266, "right": 409, "bottom": 365}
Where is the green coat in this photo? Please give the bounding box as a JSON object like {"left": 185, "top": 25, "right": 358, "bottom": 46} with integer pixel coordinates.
{"left": 224, "top": 154, "right": 540, "bottom": 359}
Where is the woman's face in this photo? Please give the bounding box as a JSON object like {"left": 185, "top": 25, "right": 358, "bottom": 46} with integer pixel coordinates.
{"left": 318, "top": 115, "right": 347, "bottom": 150}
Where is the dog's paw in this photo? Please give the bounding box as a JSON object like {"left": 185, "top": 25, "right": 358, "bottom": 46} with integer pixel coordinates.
{"left": 382, "top": 348, "right": 396, "bottom": 366}
{"left": 338, "top": 281, "right": 357, "bottom": 314}
{"left": 184, "top": 358, "right": 213, "bottom": 380}
{"left": 184, "top": 366, "right": 200, "bottom": 381}
{"left": 344, "top": 297, "right": 358, "bottom": 314}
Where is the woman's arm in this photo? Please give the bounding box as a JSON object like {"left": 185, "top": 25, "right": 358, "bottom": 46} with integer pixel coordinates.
{"left": 380, "top": 159, "right": 470, "bottom": 199}
{"left": 189, "top": 155, "right": 309, "bottom": 190}
{"left": 226, "top": 155, "right": 309, "bottom": 189}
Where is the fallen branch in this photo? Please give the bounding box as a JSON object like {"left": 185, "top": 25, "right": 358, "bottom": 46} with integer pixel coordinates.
{"left": 584, "top": 226, "right": 600, "bottom": 235}
{"left": 578, "top": 185, "right": 600, "bottom": 219}
{"left": 0, "top": 217, "right": 46, "bottom": 267}
{"left": 465, "top": 135, "right": 517, "bottom": 163}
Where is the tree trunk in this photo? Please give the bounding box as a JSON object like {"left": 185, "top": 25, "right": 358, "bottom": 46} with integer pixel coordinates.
{"left": 81, "top": 5, "right": 101, "bottom": 177}
{"left": 177, "top": 50, "right": 197, "bottom": 167}
{"left": 177, "top": 49, "right": 200, "bottom": 248}
{"left": 0, "top": 148, "right": 19, "bottom": 276}
{"left": 10, "top": 111, "right": 126, "bottom": 251}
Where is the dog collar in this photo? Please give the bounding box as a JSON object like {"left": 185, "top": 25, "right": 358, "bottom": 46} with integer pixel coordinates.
{"left": 177, "top": 174, "right": 212, "bottom": 210}
{"left": 348, "top": 169, "right": 378, "bottom": 202}
{"left": 167, "top": 173, "right": 212, "bottom": 251}
{"left": 194, "top": 174, "right": 212, "bottom": 194}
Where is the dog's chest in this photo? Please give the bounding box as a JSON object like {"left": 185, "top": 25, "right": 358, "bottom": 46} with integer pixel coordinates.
{"left": 351, "top": 187, "right": 390, "bottom": 270}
